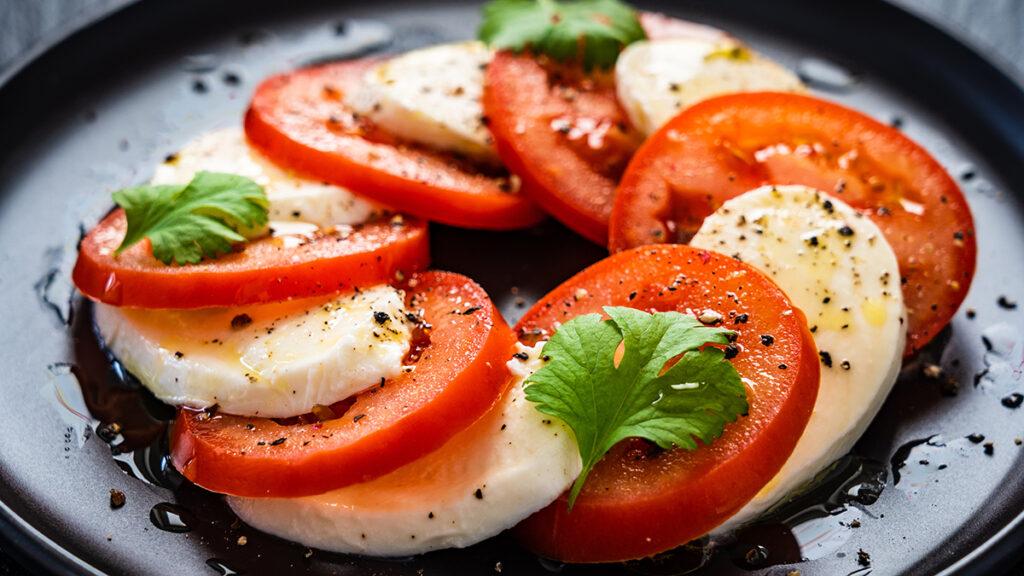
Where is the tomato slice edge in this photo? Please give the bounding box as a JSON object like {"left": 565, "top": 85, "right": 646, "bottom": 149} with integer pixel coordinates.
{"left": 246, "top": 60, "right": 545, "bottom": 231}
{"left": 73, "top": 209, "right": 430, "bottom": 308}
{"left": 512, "top": 245, "right": 820, "bottom": 562}
{"left": 610, "top": 91, "right": 976, "bottom": 356}
{"left": 170, "top": 270, "right": 514, "bottom": 497}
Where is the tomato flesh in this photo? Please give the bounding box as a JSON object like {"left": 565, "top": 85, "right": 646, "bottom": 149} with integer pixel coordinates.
{"left": 171, "top": 271, "right": 514, "bottom": 497}
{"left": 484, "top": 52, "right": 643, "bottom": 244}
{"left": 73, "top": 209, "right": 429, "bottom": 309}
{"left": 514, "top": 245, "right": 819, "bottom": 562}
{"left": 245, "top": 59, "right": 544, "bottom": 230}
{"left": 610, "top": 92, "right": 976, "bottom": 355}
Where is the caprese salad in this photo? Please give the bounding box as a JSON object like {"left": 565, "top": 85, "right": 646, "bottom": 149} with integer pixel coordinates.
{"left": 70, "top": 0, "right": 976, "bottom": 566}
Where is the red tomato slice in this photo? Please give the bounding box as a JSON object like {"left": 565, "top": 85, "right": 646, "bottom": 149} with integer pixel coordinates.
{"left": 481, "top": 14, "right": 728, "bottom": 244}
{"left": 513, "top": 245, "right": 820, "bottom": 563}
{"left": 72, "top": 209, "right": 429, "bottom": 309}
{"left": 170, "top": 271, "right": 514, "bottom": 497}
{"left": 483, "top": 52, "right": 642, "bottom": 244}
{"left": 245, "top": 59, "right": 544, "bottom": 230}
{"left": 609, "top": 92, "right": 976, "bottom": 355}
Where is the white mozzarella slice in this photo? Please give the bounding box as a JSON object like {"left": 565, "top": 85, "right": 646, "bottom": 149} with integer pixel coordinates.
{"left": 154, "top": 127, "right": 383, "bottom": 227}
{"left": 347, "top": 41, "right": 498, "bottom": 165}
{"left": 615, "top": 38, "right": 804, "bottom": 135}
{"left": 690, "top": 185, "right": 906, "bottom": 530}
{"left": 228, "top": 343, "right": 582, "bottom": 556}
{"left": 94, "top": 285, "right": 411, "bottom": 418}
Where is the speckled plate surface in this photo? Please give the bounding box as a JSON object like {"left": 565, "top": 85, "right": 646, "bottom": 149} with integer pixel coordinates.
{"left": 2, "top": 1, "right": 1024, "bottom": 575}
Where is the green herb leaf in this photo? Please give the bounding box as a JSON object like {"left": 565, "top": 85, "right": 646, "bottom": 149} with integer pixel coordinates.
{"left": 524, "top": 306, "right": 748, "bottom": 508}
{"left": 113, "top": 171, "right": 270, "bottom": 265}
{"left": 478, "top": 0, "right": 646, "bottom": 70}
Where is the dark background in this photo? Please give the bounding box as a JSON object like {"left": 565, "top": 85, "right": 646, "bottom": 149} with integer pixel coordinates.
{"left": 1, "top": 0, "right": 1023, "bottom": 574}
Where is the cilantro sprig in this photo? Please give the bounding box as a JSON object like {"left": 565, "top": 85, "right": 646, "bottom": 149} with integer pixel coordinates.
{"left": 524, "top": 307, "right": 748, "bottom": 508}
{"left": 113, "top": 171, "right": 269, "bottom": 265}
{"left": 478, "top": 0, "right": 647, "bottom": 70}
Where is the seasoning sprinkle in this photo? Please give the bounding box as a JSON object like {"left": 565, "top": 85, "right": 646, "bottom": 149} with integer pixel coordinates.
{"left": 109, "top": 489, "right": 126, "bottom": 510}
{"left": 1001, "top": 393, "right": 1023, "bottom": 409}
{"left": 231, "top": 313, "right": 253, "bottom": 330}
{"left": 857, "top": 548, "right": 871, "bottom": 567}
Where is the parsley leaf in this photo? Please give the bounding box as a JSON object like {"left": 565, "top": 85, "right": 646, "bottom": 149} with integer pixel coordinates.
{"left": 524, "top": 306, "right": 748, "bottom": 508}
{"left": 478, "top": 0, "right": 646, "bottom": 70}
{"left": 113, "top": 171, "right": 269, "bottom": 265}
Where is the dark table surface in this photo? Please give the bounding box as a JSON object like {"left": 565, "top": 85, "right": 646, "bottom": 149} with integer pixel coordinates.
{"left": 1, "top": 0, "right": 1023, "bottom": 574}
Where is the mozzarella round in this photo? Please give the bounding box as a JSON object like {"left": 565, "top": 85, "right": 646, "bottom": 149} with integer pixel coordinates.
{"left": 347, "top": 41, "right": 498, "bottom": 165}
{"left": 228, "top": 343, "right": 582, "bottom": 556}
{"left": 154, "top": 127, "right": 383, "bottom": 227}
{"left": 94, "top": 285, "right": 412, "bottom": 418}
{"left": 690, "top": 185, "right": 906, "bottom": 530}
{"left": 615, "top": 38, "right": 804, "bottom": 135}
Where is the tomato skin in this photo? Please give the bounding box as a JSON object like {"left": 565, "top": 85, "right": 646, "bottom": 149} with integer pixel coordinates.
{"left": 245, "top": 60, "right": 545, "bottom": 230}
{"left": 610, "top": 92, "right": 976, "bottom": 355}
{"left": 483, "top": 52, "right": 642, "bottom": 244}
{"left": 171, "top": 271, "right": 514, "bottom": 497}
{"left": 513, "top": 245, "right": 819, "bottom": 563}
{"left": 72, "top": 209, "right": 429, "bottom": 309}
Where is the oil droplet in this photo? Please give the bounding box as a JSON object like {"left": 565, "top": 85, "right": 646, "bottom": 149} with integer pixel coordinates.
{"left": 624, "top": 538, "right": 711, "bottom": 575}
{"left": 206, "top": 559, "right": 243, "bottom": 575}
{"left": 726, "top": 454, "right": 886, "bottom": 569}
{"left": 797, "top": 57, "right": 859, "bottom": 92}
{"left": 112, "top": 434, "right": 184, "bottom": 491}
{"left": 861, "top": 299, "right": 888, "bottom": 327}
{"left": 537, "top": 557, "right": 565, "bottom": 573}
{"left": 975, "top": 323, "right": 1022, "bottom": 393}
{"left": 890, "top": 435, "right": 971, "bottom": 496}
{"left": 102, "top": 272, "right": 123, "bottom": 305}
{"left": 150, "top": 502, "right": 195, "bottom": 533}
{"left": 45, "top": 363, "right": 97, "bottom": 449}
{"left": 741, "top": 544, "right": 770, "bottom": 567}
{"left": 182, "top": 54, "right": 220, "bottom": 73}
{"left": 34, "top": 248, "right": 74, "bottom": 326}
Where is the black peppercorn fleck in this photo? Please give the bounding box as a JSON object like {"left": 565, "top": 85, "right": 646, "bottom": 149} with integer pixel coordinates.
{"left": 231, "top": 313, "right": 253, "bottom": 330}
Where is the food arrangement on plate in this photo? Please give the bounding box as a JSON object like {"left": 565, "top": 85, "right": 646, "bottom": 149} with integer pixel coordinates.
{"left": 67, "top": 0, "right": 977, "bottom": 569}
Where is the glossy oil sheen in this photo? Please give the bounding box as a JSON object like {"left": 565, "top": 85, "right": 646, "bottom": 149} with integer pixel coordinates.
{"left": 1, "top": 1, "right": 1024, "bottom": 575}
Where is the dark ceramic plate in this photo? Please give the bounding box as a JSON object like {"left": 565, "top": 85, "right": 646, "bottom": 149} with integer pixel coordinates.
{"left": 2, "top": 1, "right": 1024, "bottom": 575}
